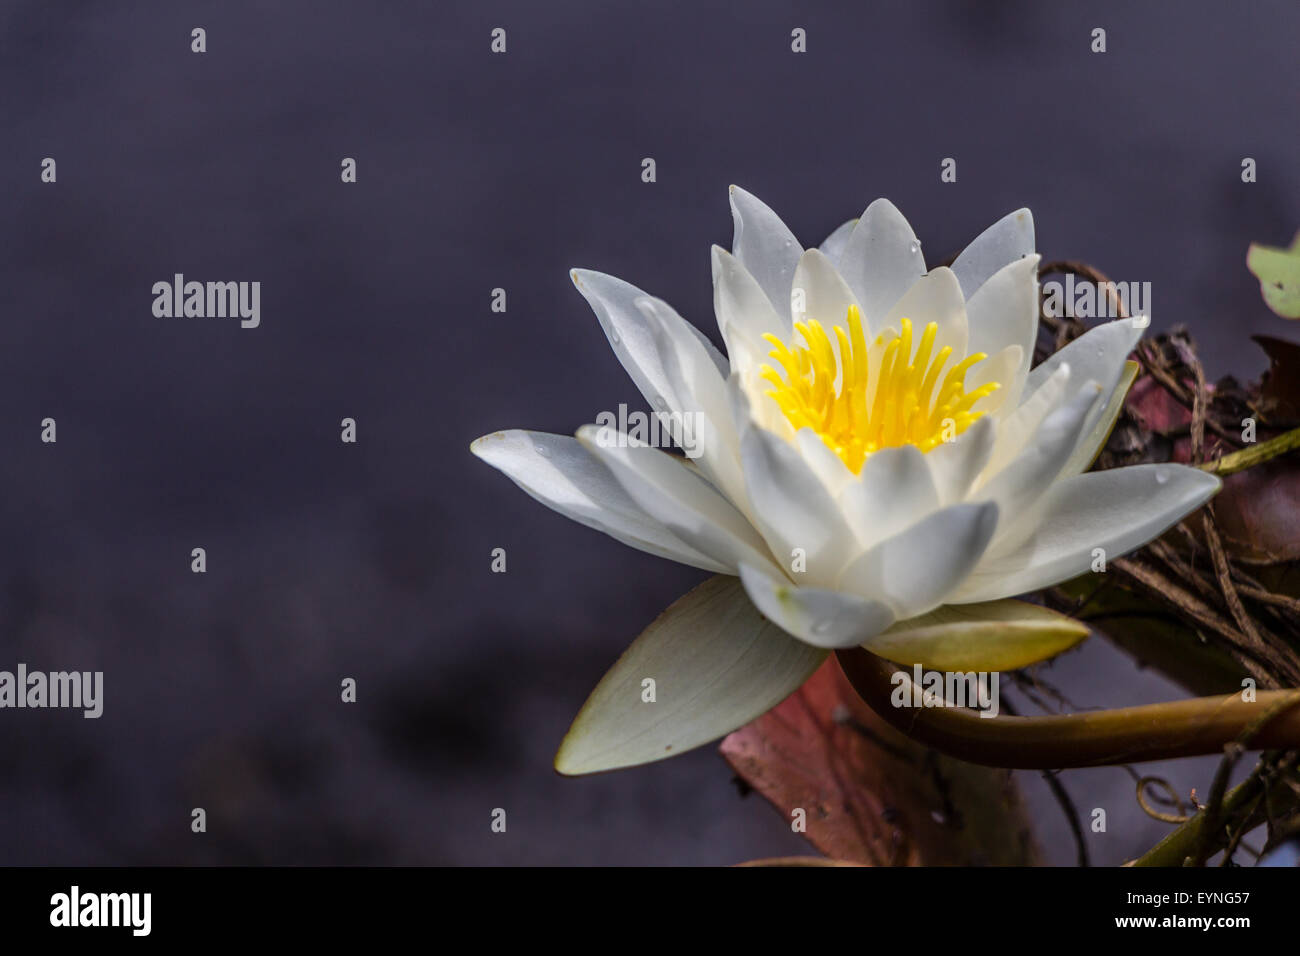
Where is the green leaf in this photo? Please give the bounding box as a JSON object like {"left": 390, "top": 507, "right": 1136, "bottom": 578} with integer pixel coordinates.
{"left": 862, "top": 599, "right": 1090, "bottom": 671}
{"left": 1247, "top": 232, "right": 1300, "bottom": 319}
{"left": 555, "top": 575, "right": 826, "bottom": 775}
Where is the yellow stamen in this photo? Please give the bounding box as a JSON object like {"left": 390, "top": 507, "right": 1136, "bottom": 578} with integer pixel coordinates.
{"left": 760, "top": 304, "right": 1000, "bottom": 473}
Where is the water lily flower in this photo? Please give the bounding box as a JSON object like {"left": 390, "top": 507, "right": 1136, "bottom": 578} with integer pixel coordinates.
{"left": 472, "top": 187, "right": 1220, "bottom": 774}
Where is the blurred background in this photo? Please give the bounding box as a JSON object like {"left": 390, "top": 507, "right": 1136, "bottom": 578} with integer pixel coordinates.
{"left": 0, "top": 0, "right": 1297, "bottom": 864}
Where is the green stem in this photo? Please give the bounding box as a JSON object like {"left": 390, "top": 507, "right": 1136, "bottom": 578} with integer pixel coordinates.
{"left": 1197, "top": 425, "right": 1300, "bottom": 476}
{"left": 835, "top": 649, "right": 1300, "bottom": 770}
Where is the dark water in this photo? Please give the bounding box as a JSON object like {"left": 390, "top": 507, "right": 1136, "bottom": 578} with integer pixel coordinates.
{"left": 1, "top": 0, "right": 1296, "bottom": 864}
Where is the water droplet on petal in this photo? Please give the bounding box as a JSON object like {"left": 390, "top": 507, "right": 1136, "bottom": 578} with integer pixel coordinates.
{"left": 652, "top": 395, "right": 668, "bottom": 410}
{"left": 909, "top": 240, "right": 922, "bottom": 255}
{"left": 1155, "top": 468, "right": 1170, "bottom": 485}
{"left": 811, "top": 620, "right": 833, "bottom": 636}
{"left": 534, "top": 442, "right": 551, "bottom": 457}
{"left": 609, "top": 330, "right": 621, "bottom": 345}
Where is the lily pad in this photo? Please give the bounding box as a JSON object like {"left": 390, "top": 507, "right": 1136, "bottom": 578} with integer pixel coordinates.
{"left": 1247, "top": 233, "right": 1300, "bottom": 319}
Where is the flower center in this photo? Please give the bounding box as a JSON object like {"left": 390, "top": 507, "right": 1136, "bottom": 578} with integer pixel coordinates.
{"left": 760, "top": 305, "right": 999, "bottom": 474}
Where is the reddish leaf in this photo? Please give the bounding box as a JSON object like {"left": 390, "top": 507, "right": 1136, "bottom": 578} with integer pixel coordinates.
{"left": 1209, "top": 461, "right": 1300, "bottom": 563}
{"left": 1123, "top": 354, "right": 1300, "bottom": 564}
{"left": 1254, "top": 335, "right": 1300, "bottom": 419}
{"left": 1125, "top": 373, "right": 1196, "bottom": 436}
{"left": 720, "top": 658, "right": 1038, "bottom": 866}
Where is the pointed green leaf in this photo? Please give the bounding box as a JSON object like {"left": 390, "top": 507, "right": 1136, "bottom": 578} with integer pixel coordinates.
{"left": 863, "top": 598, "right": 1090, "bottom": 671}
{"left": 1247, "top": 233, "right": 1300, "bottom": 319}
{"left": 555, "top": 575, "right": 826, "bottom": 775}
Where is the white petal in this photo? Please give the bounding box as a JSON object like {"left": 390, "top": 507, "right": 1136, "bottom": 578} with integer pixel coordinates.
{"left": 967, "top": 344, "right": 1024, "bottom": 416}
{"left": 1024, "top": 318, "right": 1144, "bottom": 480}
{"left": 837, "top": 199, "right": 926, "bottom": 330}
{"left": 555, "top": 575, "right": 827, "bottom": 774}
{"left": 950, "top": 208, "right": 1036, "bottom": 299}
{"left": 795, "top": 428, "right": 855, "bottom": 497}
{"left": 974, "top": 379, "right": 1104, "bottom": 537}
{"left": 694, "top": 326, "right": 729, "bottom": 376}
{"left": 728, "top": 367, "right": 796, "bottom": 446}
{"left": 965, "top": 253, "right": 1040, "bottom": 403}
{"left": 739, "top": 422, "right": 857, "bottom": 585}
{"left": 880, "top": 266, "right": 969, "bottom": 362}
{"left": 1063, "top": 360, "right": 1140, "bottom": 477}
{"left": 835, "top": 502, "right": 1000, "bottom": 618}
{"left": 739, "top": 563, "right": 895, "bottom": 649}
{"left": 925, "top": 415, "right": 995, "bottom": 504}
{"left": 712, "top": 245, "right": 787, "bottom": 373}
{"left": 1025, "top": 316, "right": 1143, "bottom": 397}
{"left": 637, "top": 296, "right": 749, "bottom": 510}
{"left": 819, "top": 218, "right": 857, "bottom": 266}
{"left": 471, "top": 430, "right": 729, "bottom": 572}
{"left": 577, "top": 425, "right": 779, "bottom": 575}
{"left": 952, "top": 464, "right": 1221, "bottom": 603}
{"left": 729, "top": 185, "right": 802, "bottom": 318}
{"left": 984, "top": 362, "right": 1071, "bottom": 478}
{"left": 571, "top": 269, "right": 725, "bottom": 409}
{"left": 838, "top": 444, "right": 940, "bottom": 550}
{"left": 791, "top": 247, "right": 860, "bottom": 329}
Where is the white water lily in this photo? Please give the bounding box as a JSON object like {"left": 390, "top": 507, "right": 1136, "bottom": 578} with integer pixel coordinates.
{"left": 472, "top": 187, "right": 1220, "bottom": 773}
